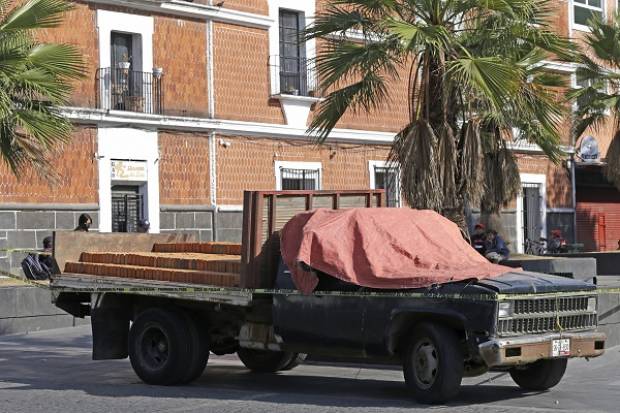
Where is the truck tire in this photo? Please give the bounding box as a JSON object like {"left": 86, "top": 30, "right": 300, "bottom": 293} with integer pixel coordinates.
{"left": 179, "top": 313, "right": 210, "bottom": 384}
{"left": 402, "top": 323, "right": 464, "bottom": 404}
{"left": 509, "top": 358, "right": 567, "bottom": 391}
{"left": 128, "top": 308, "right": 193, "bottom": 385}
{"left": 237, "top": 348, "right": 300, "bottom": 373}
{"left": 280, "top": 353, "right": 307, "bottom": 371}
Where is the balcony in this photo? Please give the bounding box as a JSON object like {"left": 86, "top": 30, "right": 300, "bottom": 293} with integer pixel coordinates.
{"left": 96, "top": 67, "right": 164, "bottom": 115}
{"left": 270, "top": 55, "right": 317, "bottom": 97}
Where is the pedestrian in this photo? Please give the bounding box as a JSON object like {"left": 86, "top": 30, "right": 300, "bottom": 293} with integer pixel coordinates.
{"left": 75, "top": 213, "right": 92, "bottom": 232}
{"left": 470, "top": 223, "right": 486, "bottom": 255}
{"left": 484, "top": 229, "right": 510, "bottom": 263}
{"left": 137, "top": 219, "right": 150, "bottom": 233}
{"left": 548, "top": 229, "right": 567, "bottom": 254}
{"left": 40, "top": 236, "right": 55, "bottom": 270}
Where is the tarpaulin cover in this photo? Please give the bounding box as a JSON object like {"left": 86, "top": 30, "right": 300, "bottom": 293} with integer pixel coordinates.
{"left": 280, "top": 208, "right": 513, "bottom": 294}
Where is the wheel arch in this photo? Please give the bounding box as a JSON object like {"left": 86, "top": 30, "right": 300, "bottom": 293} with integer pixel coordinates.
{"left": 386, "top": 309, "right": 467, "bottom": 356}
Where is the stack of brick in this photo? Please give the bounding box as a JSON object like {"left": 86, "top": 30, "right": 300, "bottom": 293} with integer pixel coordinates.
{"left": 63, "top": 242, "right": 242, "bottom": 287}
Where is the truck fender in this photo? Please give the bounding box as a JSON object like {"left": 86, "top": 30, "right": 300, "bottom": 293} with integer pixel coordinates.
{"left": 385, "top": 309, "right": 467, "bottom": 355}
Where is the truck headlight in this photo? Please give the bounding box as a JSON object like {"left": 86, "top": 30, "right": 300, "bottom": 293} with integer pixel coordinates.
{"left": 587, "top": 297, "right": 597, "bottom": 312}
{"left": 498, "top": 301, "right": 514, "bottom": 318}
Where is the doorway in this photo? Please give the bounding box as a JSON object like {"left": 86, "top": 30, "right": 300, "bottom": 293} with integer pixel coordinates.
{"left": 522, "top": 182, "right": 543, "bottom": 247}
{"left": 111, "top": 185, "right": 144, "bottom": 232}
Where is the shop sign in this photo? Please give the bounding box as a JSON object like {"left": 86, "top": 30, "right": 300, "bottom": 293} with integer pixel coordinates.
{"left": 111, "top": 160, "right": 147, "bottom": 181}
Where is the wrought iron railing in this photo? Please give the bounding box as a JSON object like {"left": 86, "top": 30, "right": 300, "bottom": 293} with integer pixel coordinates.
{"left": 270, "top": 55, "right": 318, "bottom": 97}
{"left": 96, "top": 67, "right": 164, "bottom": 114}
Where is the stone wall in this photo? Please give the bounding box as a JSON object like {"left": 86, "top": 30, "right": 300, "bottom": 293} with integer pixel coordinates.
{"left": 0, "top": 206, "right": 99, "bottom": 276}
{"left": 160, "top": 207, "right": 243, "bottom": 243}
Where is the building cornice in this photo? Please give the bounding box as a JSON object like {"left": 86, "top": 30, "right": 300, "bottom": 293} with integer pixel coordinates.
{"left": 83, "top": 0, "right": 273, "bottom": 29}
{"left": 60, "top": 107, "right": 575, "bottom": 153}
{"left": 59, "top": 107, "right": 396, "bottom": 144}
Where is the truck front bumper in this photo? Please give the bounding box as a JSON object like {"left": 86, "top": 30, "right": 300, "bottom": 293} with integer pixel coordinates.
{"left": 478, "top": 331, "right": 606, "bottom": 367}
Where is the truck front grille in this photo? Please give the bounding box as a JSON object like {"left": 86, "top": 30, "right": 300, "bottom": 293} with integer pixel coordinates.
{"left": 497, "top": 313, "right": 597, "bottom": 336}
{"left": 513, "top": 296, "right": 588, "bottom": 314}
{"left": 497, "top": 295, "right": 597, "bottom": 337}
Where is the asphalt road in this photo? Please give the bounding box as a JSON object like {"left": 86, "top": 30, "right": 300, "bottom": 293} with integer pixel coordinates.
{"left": 0, "top": 325, "right": 618, "bottom": 413}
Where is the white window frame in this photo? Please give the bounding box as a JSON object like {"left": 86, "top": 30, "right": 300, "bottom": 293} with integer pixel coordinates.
{"left": 570, "top": 0, "right": 605, "bottom": 32}
{"left": 274, "top": 161, "right": 322, "bottom": 190}
{"left": 368, "top": 160, "right": 401, "bottom": 207}
{"left": 571, "top": 71, "right": 610, "bottom": 115}
{"left": 268, "top": 1, "right": 316, "bottom": 96}
{"left": 96, "top": 10, "right": 154, "bottom": 111}
{"left": 516, "top": 173, "right": 547, "bottom": 254}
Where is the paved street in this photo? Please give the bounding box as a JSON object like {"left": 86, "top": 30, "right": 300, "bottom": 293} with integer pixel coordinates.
{"left": 0, "top": 325, "right": 618, "bottom": 413}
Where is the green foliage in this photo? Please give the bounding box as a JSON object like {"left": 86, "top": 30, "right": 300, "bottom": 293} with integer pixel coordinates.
{"left": 570, "top": 12, "right": 620, "bottom": 190}
{"left": 0, "top": 0, "right": 84, "bottom": 177}
{"left": 306, "top": 0, "right": 573, "bottom": 225}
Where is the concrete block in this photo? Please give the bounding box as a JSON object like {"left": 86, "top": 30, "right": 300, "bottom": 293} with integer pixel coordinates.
{"left": 0, "top": 212, "right": 16, "bottom": 230}
{"left": 55, "top": 212, "right": 75, "bottom": 230}
{"left": 216, "top": 228, "right": 242, "bottom": 243}
{"left": 195, "top": 212, "right": 213, "bottom": 230}
{"left": 175, "top": 213, "right": 195, "bottom": 229}
{"left": 199, "top": 230, "right": 214, "bottom": 242}
{"left": 503, "top": 257, "right": 597, "bottom": 281}
{"left": 16, "top": 211, "right": 55, "bottom": 230}
{"left": 216, "top": 211, "right": 243, "bottom": 229}
{"left": 176, "top": 229, "right": 200, "bottom": 239}
{"left": 6, "top": 230, "right": 37, "bottom": 249}
{"left": 160, "top": 212, "right": 175, "bottom": 230}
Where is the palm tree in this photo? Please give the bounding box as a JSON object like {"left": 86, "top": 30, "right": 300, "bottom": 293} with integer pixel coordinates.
{"left": 306, "top": 0, "right": 573, "bottom": 234}
{"left": 570, "top": 12, "right": 620, "bottom": 188}
{"left": 0, "top": 0, "right": 84, "bottom": 177}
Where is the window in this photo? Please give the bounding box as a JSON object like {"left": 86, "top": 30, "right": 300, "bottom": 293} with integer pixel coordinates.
{"left": 369, "top": 161, "right": 400, "bottom": 207}
{"left": 573, "top": 0, "right": 603, "bottom": 27}
{"left": 275, "top": 161, "right": 322, "bottom": 190}
{"left": 278, "top": 9, "right": 308, "bottom": 95}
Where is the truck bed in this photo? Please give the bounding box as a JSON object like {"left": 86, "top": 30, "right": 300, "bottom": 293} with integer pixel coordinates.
{"left": 51, "top": 273, "right": 254, "bottom": 307}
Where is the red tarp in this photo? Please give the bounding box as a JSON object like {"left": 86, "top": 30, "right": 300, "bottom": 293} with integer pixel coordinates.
{"left": 280, "top": 208, "right": 513, "bottom": 294}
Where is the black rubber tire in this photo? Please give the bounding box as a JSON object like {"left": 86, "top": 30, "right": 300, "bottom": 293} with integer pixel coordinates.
{"left": 128, "top": 308, "right": 193, "bottom": 385}
{"left": 402, "top": 323, "right": 464, "bottom": 404}
{"left": 280, "top": 353, "right": 307, "bottom": 371}
{"left": 179, "top": 313, "right": 210, "bottom": 384}
{"left": 237, "top": 348, "right": 298, "bottom": 373}
{"left": 509, "top": 358, "right": 567, "bottom": 391}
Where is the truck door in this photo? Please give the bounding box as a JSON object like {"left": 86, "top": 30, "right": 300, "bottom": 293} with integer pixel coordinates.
{"left": 272, "top": 292, "right": 367, "bottom": 357}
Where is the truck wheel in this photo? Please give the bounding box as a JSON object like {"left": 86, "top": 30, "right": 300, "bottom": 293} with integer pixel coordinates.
{"left": 280, "top": 353, "right": 307, "bottom": 371}
{"left": 237, "top": 348, "right": 299, "bottom": 373}
{"left": 128, "top": 308, "right": 192, "bottom": 385}
{"left": 402, "top": 323, "right": 464, "bottom": 404}
{"left": 509, "top": 359, "right": 567, "bottom": 391}
{"left": 179, "top": 313, "right": 210, "bottom": 384}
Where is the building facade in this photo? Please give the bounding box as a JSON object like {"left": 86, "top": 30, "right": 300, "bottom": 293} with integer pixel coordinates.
{"left": 0, "top": 0, "right": 616, "bottom": 274}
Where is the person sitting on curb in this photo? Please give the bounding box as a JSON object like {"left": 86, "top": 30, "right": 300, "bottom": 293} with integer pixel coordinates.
{"left": 470, "top": 223, "right": 486, "bottom": 256}
{"left": 484, "top": 229, "right": 510, "bottom": 263}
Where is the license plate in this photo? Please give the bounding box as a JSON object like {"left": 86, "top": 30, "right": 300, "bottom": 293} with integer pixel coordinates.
{"left": 552, "top": 339, "right": 570, "bottom": 357}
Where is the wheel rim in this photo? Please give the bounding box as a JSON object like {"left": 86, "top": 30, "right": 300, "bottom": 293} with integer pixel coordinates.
{"left": 412, "top": 338, "right": 439, "bottom": 389}
{"left": 140, "top": 325, "right": 169, "bottom": 370}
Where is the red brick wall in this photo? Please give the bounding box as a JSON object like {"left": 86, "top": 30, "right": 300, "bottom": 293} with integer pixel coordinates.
{"left": 0, "top": 127, "right": 98, "bottom": 204}
{"left": 154, "top": 16, "right": 209, "bottom": 117}
{"left": 158, "top": 132, "right": 211, "bottom": 205}
{"left": 515, "top": 154, "right": 572, "bottom": 209}
{"left": 38, "top": 1, "right": 98, "bottom": 108}
{"left": 213, "top": 23, "right": 284, "bottom": 124}
{"left": 216, "top": 135, "right": 390, "bottom": 204}
{"left": 221, "top": 0, "right": 269, "bottom": 15}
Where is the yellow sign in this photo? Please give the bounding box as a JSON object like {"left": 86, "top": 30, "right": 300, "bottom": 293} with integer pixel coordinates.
{"left": 111, "top": 160, "right": 147, "bottom": 181}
